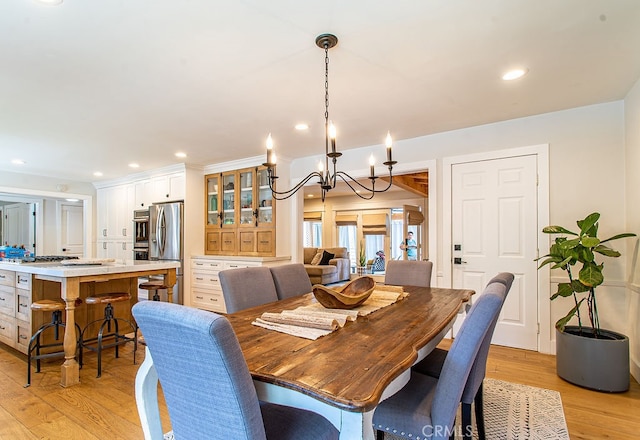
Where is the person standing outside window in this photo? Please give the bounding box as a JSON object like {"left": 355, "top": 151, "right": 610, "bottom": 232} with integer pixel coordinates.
{"left": 399, "top": 231, "right": 417, "bottom": 260}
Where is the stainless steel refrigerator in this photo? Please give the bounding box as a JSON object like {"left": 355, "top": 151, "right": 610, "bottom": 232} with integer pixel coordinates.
{"left": 149, "top": 201, "right": 183, "bottom": 305}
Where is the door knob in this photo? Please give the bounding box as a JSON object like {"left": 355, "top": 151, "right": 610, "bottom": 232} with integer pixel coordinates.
{"left": 453, "top": 257, "right": 467, "bottom": 264}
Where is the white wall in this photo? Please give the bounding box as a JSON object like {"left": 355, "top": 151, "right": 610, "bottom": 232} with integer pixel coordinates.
{"left": 292, "top": 100, "right": 630, "bottom": 356}
{"left": 625, "top": 76, "right": 640, "bottom": 381}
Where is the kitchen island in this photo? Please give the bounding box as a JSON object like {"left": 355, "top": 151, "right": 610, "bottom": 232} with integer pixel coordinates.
{"left": 0, "top": 260, "right": 179, "bottom": 387}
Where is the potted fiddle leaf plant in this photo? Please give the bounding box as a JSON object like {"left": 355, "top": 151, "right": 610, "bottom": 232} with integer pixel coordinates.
{"left": 537, "top": 212, "right": 635, "bottom": 392}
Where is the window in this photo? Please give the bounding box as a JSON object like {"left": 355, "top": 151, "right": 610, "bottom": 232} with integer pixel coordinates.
{"left": 303, "top": 221, "right": 322, "bottom": 247}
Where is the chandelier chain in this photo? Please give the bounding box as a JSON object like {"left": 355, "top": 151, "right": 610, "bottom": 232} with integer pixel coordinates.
{"left": 324, "top": 46, "right": 329, "bottom": 123}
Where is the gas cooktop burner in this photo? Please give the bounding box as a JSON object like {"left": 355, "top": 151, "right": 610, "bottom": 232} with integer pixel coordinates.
{"left": 34, "top": 255, "right": 80, "bottom": 262}
{"left": 1, "top": 255, "right": 80, "bottom": 264}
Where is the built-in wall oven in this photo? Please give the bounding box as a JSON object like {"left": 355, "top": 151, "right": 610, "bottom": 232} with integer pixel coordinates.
{"left": 133, "top": 209, "right": 149, "bottom": 260}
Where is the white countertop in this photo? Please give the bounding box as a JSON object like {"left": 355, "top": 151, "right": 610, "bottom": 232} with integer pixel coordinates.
{"left": 191, "top": 255, "right": 291, "bottom": 262}
{"left": 0, "top": 259, "right": 180, "bottom": 277}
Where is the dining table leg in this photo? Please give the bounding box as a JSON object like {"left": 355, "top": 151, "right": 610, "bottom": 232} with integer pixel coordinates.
{"left": 60, "top": 277, "right": 80, "bottom": 387}
{"left": 340, "top": 410, "right": 375, "bottom": 440}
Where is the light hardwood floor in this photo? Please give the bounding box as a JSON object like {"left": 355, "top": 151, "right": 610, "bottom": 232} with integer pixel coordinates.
{"left": 0, "top": 340, "right": 638, "bottom": 439}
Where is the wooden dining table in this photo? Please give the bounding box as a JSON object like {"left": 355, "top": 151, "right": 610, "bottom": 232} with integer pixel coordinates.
{"left": 134, "top": 285, "right": 473, "bottom": 440}
{"left": 227, "top": 285, "right": 474, "bottom": 440}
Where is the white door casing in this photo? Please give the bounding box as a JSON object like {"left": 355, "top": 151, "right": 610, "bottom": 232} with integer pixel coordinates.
{"left": 443, "top": 144, "right": 551, "bottom": 353}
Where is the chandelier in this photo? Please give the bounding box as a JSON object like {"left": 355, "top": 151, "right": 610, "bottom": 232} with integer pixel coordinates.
{"left": 263, "top": 33, "right": 397, "bottom": 202}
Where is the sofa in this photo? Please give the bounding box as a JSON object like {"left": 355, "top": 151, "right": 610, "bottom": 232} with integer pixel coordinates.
{"left": 303, "top": 247, "right": 351, "bottom": 285}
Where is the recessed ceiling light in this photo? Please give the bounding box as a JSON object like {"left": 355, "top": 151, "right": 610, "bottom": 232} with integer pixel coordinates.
{"left": 175, "top": 152, "right": 187, "bottom": 158}
{"left": 129, "top": 163, "right": 140, "bottom": 168}
{"left": 35, "top": 0, "right": 63, "bottom": 5}
{"left": 307, "top": 194, "right": 314, "bottom": 198}
{"left": 11, "top": 159, "right": 25, "bottom": 165}
{"left": 93, "top": 171, "right": 103, "bottom": 177}
{"left": 502, "top": 68, "right": 528, "bottom": 81}
{"left": 65, "top": 198, "right": 79, "bottom": 202}
{"left": 295, "top": 123, "right": 309, "bottom": 131}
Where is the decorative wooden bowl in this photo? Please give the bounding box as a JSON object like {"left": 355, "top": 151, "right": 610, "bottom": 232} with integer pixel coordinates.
{"left": 312, "top": 276, "right": 376, "bottom": 309}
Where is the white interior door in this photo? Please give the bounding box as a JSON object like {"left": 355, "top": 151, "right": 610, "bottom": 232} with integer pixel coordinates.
{"left": 3, "top": 203, "right": 31, "bottom": 248}
{"left": 60, "top": 203, "right": 84, "bottom": 256}
{"left": 452, "top": 155, "right": 538, "bottom": 350}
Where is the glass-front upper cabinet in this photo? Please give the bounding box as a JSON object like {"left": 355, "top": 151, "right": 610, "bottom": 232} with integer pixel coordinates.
{"left": 239, "top": 168, "right": 255, "bottom": 227}
{"left": 206, "top": 174, "right": 220, "bottom": 226}
{"left": 221, "top": 171, "right": 236, "bottom": 227}
{"left": 256, "top": 166, "right": 274, "bottom": 227}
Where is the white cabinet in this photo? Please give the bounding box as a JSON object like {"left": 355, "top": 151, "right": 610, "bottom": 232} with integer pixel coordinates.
{"left": 0, "top": 269, "right": 31, "bottom": 354}
{"left": 96, "top": 183, "right": 134, "bottom": 260}
{"left": 96, "top": 241, "right": 132, "bottom": 261}
{"left": 134, "top": 179, "right": 151, "bottom": 209}
{"left": 96, "top": 184, "right": 134, "bottom": 240}
{"left": 150, "top": 173, "right": 185, "bottom": 203}
{"left": 190, "top": 257, "right": 288, "bottom": 313}
{"left": 190, "top": 258, "right": 262, "bottom": 313}
{"left": 131, "top": 173, "right": 185, "bottom": 209}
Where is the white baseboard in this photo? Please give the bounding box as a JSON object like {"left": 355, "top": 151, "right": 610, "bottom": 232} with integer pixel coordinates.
{"left": 632, "top": 357, "right": 640, "bottom": 384}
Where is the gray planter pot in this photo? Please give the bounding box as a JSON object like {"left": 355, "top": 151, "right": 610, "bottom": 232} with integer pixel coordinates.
{"left": 556, "top": 326, "right": 630, "bottom": 392}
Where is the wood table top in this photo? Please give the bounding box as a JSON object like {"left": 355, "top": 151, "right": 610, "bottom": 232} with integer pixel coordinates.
{"left": 227, "top": 285, "right": 474, "bottom": 412}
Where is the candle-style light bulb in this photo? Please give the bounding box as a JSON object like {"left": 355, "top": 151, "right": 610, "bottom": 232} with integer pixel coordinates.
{"left": 329, "top": 121, "right": 337, "bottom": 154}
{"left": 385, "top": 131, "right": 393, "bottom": 162}
{"left": 271, "top": 152, "right": 277, "bottom": 165}
{"left": 318, "top": 161, "right": 324, "bottom": 172}
{"left": 266, "top": 133, "right": 273, "bottom": 165}
{"left": 369, "top": 154, "right": 375, "bottom": 177}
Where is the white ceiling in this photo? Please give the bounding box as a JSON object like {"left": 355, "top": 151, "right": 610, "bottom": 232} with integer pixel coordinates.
{"left": 1, "top": 0, "right": 639, "bottom": 183}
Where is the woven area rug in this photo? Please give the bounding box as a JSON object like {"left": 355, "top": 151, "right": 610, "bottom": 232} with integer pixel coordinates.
{"left": 163, "top": 378, "right": 569, "bottom": 440}
{"left": 384, "top": 378, "right": 569, "bottom": 440}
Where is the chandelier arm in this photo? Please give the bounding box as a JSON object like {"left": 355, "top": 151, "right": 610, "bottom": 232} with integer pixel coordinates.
{"left": 335, "top": 169, "right": 395, "bottom": 194}
{"left": 334, "top": 173, "right": 376, "bottom": 200}
{"left": 268, "top": 171, "right": 323, "bottom": 200}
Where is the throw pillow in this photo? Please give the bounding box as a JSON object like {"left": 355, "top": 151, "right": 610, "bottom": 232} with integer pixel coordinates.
{"left": 310, "top": 252, "right": 323, "bottom": 265}
{"left": 319, "top": 250, "right": 335, "bottom": 265}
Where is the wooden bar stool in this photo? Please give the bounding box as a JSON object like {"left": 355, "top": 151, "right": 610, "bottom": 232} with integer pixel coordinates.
{"left": 25, "top": 299, "right": 81, "bottom": 387}
{"left": 81, "top": 292, "right": 138, "bottom": 378}
{"left": 139, "top": 280, "right": 173, "bottom": 303}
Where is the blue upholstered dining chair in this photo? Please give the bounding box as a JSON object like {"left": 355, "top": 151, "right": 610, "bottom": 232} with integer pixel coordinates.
{"left": 411, "top": 273, "right": 514, "bottom": 440}
{"left": 132, "top": 301, "right": 339, "bottom": 440}
{"left": 269, "top": 263, "right": 313, "bottom": 300}
{"left": 219, "top": 266, "right": 279, "bottom": 313}
{"left": 384, "top": 260, "right": 433, "bottom": 287}
{"left": 372, "top": 281, "right": 508, "bottom": 440}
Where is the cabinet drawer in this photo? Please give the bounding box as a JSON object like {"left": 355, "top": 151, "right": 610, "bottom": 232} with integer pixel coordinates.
{"left": 223, "top": 261, "right": 260, "bottom": 270}
{"left": 192, "top": 289, "right": 226, "bottom": 313}
{"left": 0, "top": 314, "right": 15, "bottom": 347}
{"left": 191, "top": 272, "right": 221, "bottom": 289}
{"left": 0, "top": 285, "right": 15, "bottom": 316}
{"left": 191, "top": 259, "right": 224, "bottom": 272}
{"left": 15, "top": 272, "right": 31, "bottom": 290}
{"left": 15, "top": 319, "right": 30, "bottom": 354}
{"left": 16, "top": 290, "right": 31, "bottom": 322}
{"left": 0, "top": 270, "right": 15, "bottom": 287}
